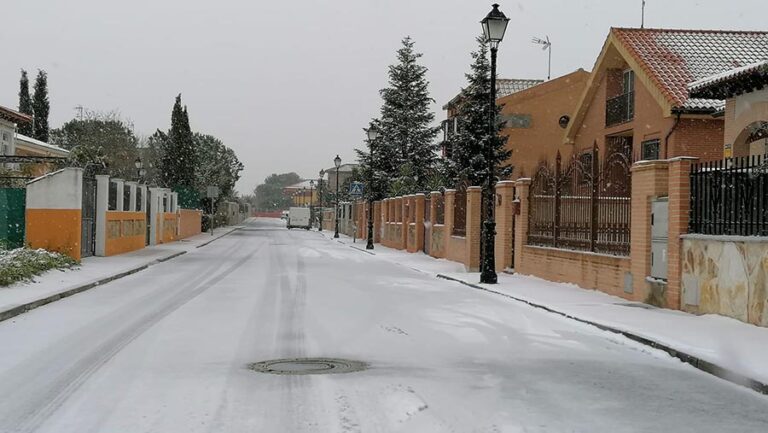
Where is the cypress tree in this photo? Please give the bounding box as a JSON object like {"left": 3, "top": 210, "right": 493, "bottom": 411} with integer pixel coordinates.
{"left": 18, "top": 70, "right": 33, "bottom": 136}
{"left": 378, "top": 37, "right": 441, "bottom": 195}
{"left": 448, "top": 36, "right": 511, "bottom": 187}
{"left": 160, "top": 95, "right": 196, "bottom": 188}
{"left": 32, "top": 70, "right": 50, "bottom": 142}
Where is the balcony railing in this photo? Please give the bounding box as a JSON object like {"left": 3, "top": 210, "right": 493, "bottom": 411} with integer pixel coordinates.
{"left": 606, "top": 91, "right": 634, "bottom": 126}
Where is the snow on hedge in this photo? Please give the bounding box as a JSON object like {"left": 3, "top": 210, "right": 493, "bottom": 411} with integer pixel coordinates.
{"left": 0, "top": 248, "right": 76, "bottom": 286}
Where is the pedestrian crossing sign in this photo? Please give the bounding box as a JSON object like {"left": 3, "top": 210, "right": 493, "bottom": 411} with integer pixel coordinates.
{"left": 349, "top": 182, "right": 364, "bottom": 197}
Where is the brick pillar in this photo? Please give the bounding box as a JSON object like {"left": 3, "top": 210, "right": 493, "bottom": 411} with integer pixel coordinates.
{"left": 514, "top": 178, "right": 531, "bottom": 272}
{"left": 444, "top": 189, "right": 456, "bottom": 237}
{"left": 494, "top": 181, "right": 515, "bottom": 272}
{"left": 373, "top": 201, "right": 381, "bottom": 243}
{"left": 412, "top": 193, "right": 425, "bottom": 253}
{"left": 396, "top": 196, "right": 405, "bottom": 249}
{"left": 629, "top": 160, "right": 669, "bottom": 301}
{"left": 466, "top": 186, "right": 482, "bottom": 272}
{"left": 667, "top": 157, "right": 697, "bottom": 309}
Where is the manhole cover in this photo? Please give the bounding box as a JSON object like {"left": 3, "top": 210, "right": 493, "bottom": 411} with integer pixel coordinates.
{"left": 249, "top": 358, "right": 367, "bottom": 375}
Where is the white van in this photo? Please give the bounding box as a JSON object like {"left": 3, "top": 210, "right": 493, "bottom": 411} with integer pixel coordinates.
{"left": 286, "top": 207, "right": 311, "bottom": 230}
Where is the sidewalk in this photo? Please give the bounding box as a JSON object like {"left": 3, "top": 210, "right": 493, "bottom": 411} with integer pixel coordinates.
{"left": 325, "top": 231, "right": 768, "bottom": 393}
{"left": 0, "top": 226, "right": 241, "bottom": 323}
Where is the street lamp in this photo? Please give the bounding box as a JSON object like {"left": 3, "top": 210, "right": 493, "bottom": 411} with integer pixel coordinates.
{"left": 366, "top": 125, "right": 380, "bottom": 250}
{"left": 333, "top": 155, "right": 342, "bottom": 238}
{"left": 309, "top": 179, "right": 315, "bottom": 226}
{"left": 318, "top": 169, "right": 325, "bottom": 231}
{"left": 479, "top": 3, "right": 509, "bottom": 284}
{"left": 134, "top": 157, "right": 146, "bottom": 182}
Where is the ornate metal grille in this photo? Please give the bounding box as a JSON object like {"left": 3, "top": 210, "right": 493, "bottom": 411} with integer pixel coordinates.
{"left": 452, "top": 181, "right": 468, "bottom": 237}
{"left": 689, "top": 155, "right": 768, "bottom": 236}
{"left": 528, "top": 145, "right": 632, "bottom": 255}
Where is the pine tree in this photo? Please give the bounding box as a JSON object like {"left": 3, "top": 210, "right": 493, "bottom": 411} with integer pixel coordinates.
{"left": 354, "top": 119, "right": 390, "bottom": 201}
{"left": 160, "top": 95, "right": 196, "bottom": 188}
{"left": 448, "top": 36, "right": 511, "bottom": 187}
{"left": 378, "top": 37, "right": 441, "bottom": 195}
{"left": 32, "top": 70, "right": 50, "bottom": 142}
{"left": 18, "top": 70, "right": 33, "bottom": 136}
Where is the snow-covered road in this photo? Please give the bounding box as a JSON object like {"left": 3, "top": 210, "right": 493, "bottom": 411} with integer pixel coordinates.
{"left": 1, "top": 218, "right": 766, "bottom": 432}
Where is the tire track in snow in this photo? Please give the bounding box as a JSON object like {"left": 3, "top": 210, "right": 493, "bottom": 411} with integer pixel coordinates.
{"left": 1, "top": 235, "right": 261, "bottom": 433}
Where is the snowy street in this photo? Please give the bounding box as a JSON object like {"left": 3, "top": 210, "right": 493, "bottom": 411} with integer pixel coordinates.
{"left": 0, "top": 218, "right": 767, "bottom": 432}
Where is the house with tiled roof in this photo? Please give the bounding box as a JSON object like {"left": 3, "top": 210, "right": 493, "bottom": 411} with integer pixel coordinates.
{"left": 496, "top": 69, "right": 590, "bottom": 179}
{"left": 563, "top": 28, "right": 768, "bottom": 163}
{"left": 689, "top": 60, "right": 768, "bottom": 158}
{"left": 440, "top": 78, "right": 543, "bottom": 159}
{"left": 0, "top": 105, "right": 32, "bottom": 157}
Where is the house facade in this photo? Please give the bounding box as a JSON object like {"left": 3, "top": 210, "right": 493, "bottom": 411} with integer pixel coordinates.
{"left": 441, "top": 78, "right": 543, "bottom": 161}
{"left": 564, "top": 29, "right": 768, "bottom": 164}
{"left": 689, "top": 60, "right": 768, "bottom": 158}
{"left": 0, "top": 105, "right": 32, "bottom": 157}
{"left": 496, "top": 69, "right": 590, "bottom": 179}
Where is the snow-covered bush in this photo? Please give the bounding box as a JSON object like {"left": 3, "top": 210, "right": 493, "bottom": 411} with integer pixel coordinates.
{"left": 0, "top": 248, "right": 76, "bottom": 286}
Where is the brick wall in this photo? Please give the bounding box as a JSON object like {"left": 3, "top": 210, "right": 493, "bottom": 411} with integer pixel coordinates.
{"left": 670, "top": 118, "right": 723, "bottom": 162}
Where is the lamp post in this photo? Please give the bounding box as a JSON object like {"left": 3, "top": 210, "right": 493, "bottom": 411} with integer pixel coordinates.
{"left": 479, "top": 3, "right": 509, "bottom": 284}
{"left": 318, "top": 169, "right": 325, "bottom": 231}
{"left": 134, "top": 157, "right": 146, "bottom": 182}
{"left": 309, "top": 179, "right": 315, "bottom": 226}
{"left": 365, "top": 126, "right": 380, "bottom": 250}
{"left": 333, "top": 155, "right": 342, "bottom": 238}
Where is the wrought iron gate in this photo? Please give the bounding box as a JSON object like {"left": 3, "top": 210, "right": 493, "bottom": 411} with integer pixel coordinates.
{"left": 81, "top": 174, "right": 97, "bottom": 257}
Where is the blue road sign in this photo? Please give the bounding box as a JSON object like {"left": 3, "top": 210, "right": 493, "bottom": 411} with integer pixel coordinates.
{"left": 349, "top": 182, "right": 364, "bottom": 197}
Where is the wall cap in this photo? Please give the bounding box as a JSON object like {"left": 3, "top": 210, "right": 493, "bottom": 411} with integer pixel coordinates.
{"left": 515, "top": 178, "right": 532, "bottom": 186}
{"left": 668, "top": 156, "right": 699, "bottom": 162}
{"left": 682, "top": 233, "right": 768, "bottom": 243}
{"left": 26, "top": 167, "right": 83, "bottom": 186}
{"left": 631, "top": 160, "right": 669, "bottom": 172}
{"left": 496, "top": 180, "right": 516, "bottom": 186}
{"left": 445, "top": 189, "right": 457, "bottom": 193}
{"left": 467, "top": 186, "right": 482, "bottom": 191}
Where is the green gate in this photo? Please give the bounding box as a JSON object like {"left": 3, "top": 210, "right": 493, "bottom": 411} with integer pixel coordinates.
{"left": 0, "top": 188, "right": 26, "bottom": 249}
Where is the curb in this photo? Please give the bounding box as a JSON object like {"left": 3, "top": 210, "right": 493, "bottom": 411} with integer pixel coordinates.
{"left": 435, "top": 273, "right": 768, "bottom": 396}
{"left": 0, "top": 227, "right": 241, "bottom": 324}
{"left": 195, "top": 226, "right": 242, "bottom": 248}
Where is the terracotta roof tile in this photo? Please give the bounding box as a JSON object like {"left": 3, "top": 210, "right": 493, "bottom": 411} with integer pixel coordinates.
{"left": 612, "top": 28, "right": 768, "bottom": 110}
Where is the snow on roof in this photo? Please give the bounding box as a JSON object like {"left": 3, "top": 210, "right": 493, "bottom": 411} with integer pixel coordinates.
{"left": 284, "top": 179, "right": 317, "bottom": 190}
{"left": 14, "top": 133, "right": 70, "bottom": 156}
{"left": 443, "top": 78, "right": 544, "bottom": 110}
{"left": 688, "top": 60, "right": 768, "bottom": 92}
{"left": 612, "top": 28, "right": 768, "bottom": 111}
{"left": 496, "top": 79, "right": 545, "bottom": 98}
{"left": 0, "top": 105, "right": 32, "bottom": 124}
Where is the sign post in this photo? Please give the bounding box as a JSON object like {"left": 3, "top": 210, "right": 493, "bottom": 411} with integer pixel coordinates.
{"left": 349, "top": 182, "right": 364, "bottom": 242}
{"left": 206, "top": 186, "right": 219, "bottom": 236}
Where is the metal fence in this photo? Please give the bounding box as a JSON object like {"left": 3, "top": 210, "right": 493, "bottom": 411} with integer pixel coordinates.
{"left": 435, "top": 194, "right": 445, "bottom": 225}
{"left": 452, "top": 182, "right": 467, "bottom": 236}
{"left": 689, "top": 155, "right": 768, "bottom": 236}
{"left": 528, "top": 145, "right": 632, "bottom": 255}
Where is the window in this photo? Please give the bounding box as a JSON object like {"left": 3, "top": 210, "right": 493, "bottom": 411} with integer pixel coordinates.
{"left": 501, "top": 113, "right": 532, "bottom": 129}
{"left": 642, "top": 139, "right": 660, "bottom": 160}
{"left": 623, "top": 70, "right": 635, "bottom": 94}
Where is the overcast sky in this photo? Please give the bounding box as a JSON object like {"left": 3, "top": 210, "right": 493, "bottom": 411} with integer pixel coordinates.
{"left": 1, "top": 0, "right": 763, "bottom": 193}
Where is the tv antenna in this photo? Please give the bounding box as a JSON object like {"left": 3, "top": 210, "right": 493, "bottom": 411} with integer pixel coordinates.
{"left": 532, "top": 36, "right": 552, "bottom": 80}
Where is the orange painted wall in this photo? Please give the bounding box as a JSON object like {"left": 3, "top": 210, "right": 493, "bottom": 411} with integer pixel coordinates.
{"left": 162, "top": 213, "right": 179, "bottom": 243}
{"left": 105, "top": 211, "right": 146, "bottom": 256}
{"left": 178, "top": 209, "right": 202, "bottom": 239}
{"left": 25, "top": 209, "right": 82, "bottom": 261}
